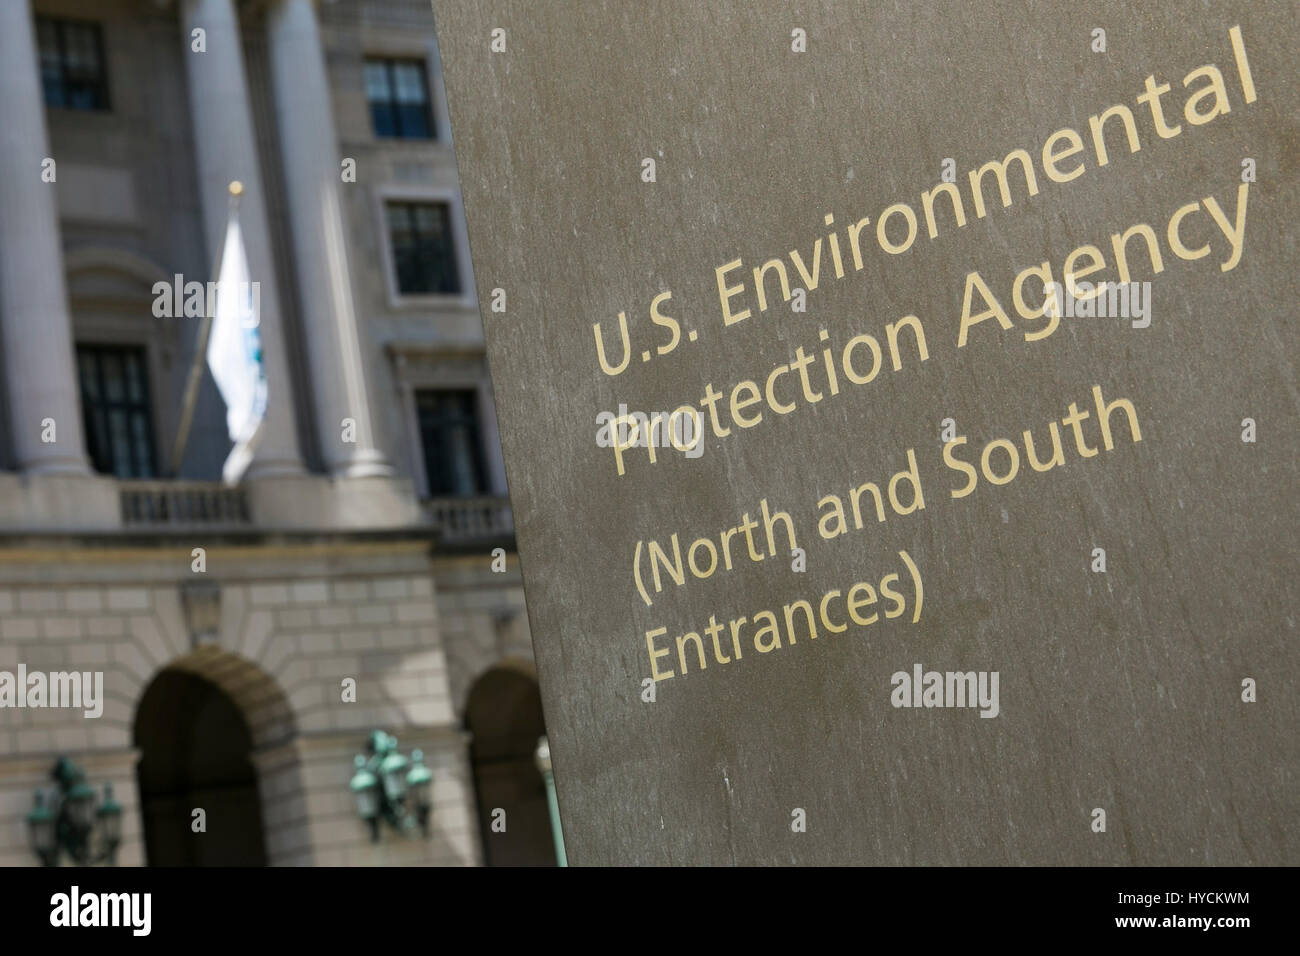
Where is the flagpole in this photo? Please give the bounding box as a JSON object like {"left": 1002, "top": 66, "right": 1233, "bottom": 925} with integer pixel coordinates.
{"left": 169, "top": 180, "right": 242, "bottom": 477}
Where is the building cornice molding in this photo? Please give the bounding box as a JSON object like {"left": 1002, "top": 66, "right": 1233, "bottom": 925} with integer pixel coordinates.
{"left": 0, "top": 529, "right": 437, "bottom": 557}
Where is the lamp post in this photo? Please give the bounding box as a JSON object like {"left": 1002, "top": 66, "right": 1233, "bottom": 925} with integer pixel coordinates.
{"left": 534, "top": 735, "right": 567, "bottom": 867}
{"left": 348, "top": 730, "right": 434, "bottom": 842}
{"left": 27, "top": 757, "right": 122, "bottom": 866}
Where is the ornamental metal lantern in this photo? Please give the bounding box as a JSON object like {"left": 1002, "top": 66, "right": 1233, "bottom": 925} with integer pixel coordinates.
{"left": 349, "top": 731, "right": 433, "bottom": 842}
{"left": 28, "top": 758, "right": 121, "bottom": 866}
{"left": 96, "top": 785, "right": 123, "bottom": 846}
{"left": 26, "top": 792, "right": 56, "bottom": 865}
{"left": 379, "top": 745, "right": 409, "bottom": 802}
{"left": 406, "top": 750, "right": 433, "bottom": 835}
{"left": 349, "top": 756, "right": 382, "bottom": 842}
{"left": 65, "top": 778, "right": 96, "bottom": 831}
{"left": 350, "top": 756, "right": 380, "bottom": 814}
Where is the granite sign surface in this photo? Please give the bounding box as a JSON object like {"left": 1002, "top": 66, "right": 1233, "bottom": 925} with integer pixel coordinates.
{"left": 432, "top": 0, "right": 1297, "bottom": 864}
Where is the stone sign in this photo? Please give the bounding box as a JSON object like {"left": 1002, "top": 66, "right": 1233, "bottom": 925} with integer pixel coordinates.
{"left": 432, "top": 0, "right": 1298, "bottom": 864}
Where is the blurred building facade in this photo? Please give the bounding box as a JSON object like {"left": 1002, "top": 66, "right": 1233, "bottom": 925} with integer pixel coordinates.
{"left": 0, "top": 0, "right": 554, "bottom": 866}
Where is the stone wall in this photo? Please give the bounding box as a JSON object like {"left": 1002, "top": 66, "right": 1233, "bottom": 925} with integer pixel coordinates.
{"left": 0, "top": 539, "right": 484, "bottom": 867}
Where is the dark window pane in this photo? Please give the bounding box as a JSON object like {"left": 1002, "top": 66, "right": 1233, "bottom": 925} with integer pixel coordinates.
{"left": 108, "top": 410, "right": 131, "bottom": 478}
{"left": 370, "top": 102, "right": 397, "bottom": 138}
{"left": 416, "top": 390, "right": 485, "bottom": 497}
{"left": 102, "top": 353, "right": 125, "bottom": 402}
{"left": 46, "top": 18, "right": 106, "bottom": 110}
{"left": 387, "top": 203, "right": 411, "bottom": 238}
{"left": 64, "top": 25, "right": 99, "bottom": 76}
{"left": 364, "top": 61, "right": 391, "bottom": 100}
{"left": 130, "top": 413, "right": 154, "bottom": 478}
{"left": 41, "top": 73, "right": 65, "bottom": 109}
{"left": 38, "top": 19, "right": 65, "bottom": 108}
{"left": 396, "top": 254, "right": 423, "bottom": 294}
{"left": 396, "top": 104, "right": 430, "bottom": 138}
{"left": 76, "top": 345, "right": 156, "bottom": 479}
{"left": 125, "top": 353, "right": 144, "bottom": 403}
{"left": 87, "top": 406, "right": 109, "bottom": 473}
{"left": 413, "top": 204, "right": 438, "bottom": 232}
{"left": 37, "top": 18, "right": 59, "bottom": 56}
{"left": 365, "top": 57, "right": 432, "bottom": 139}
{"left": 393, "top": 63, "right": 426, "bottom": 103}
{"left": 36, "top": 18, "right": 109, "bottom": 112}
{"left": 77, "top": 352, "right": 99, "bottom": 400}
{"left": 387, "top": 202, "right": 460, "bottom": 295}
{"left": 446, "top": 426, "right": 478, "bottom": 495}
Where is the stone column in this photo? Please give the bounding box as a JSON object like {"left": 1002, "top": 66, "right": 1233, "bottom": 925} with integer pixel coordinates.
{"left": 181, "top": 0, "right": 304, "bottom": 478}
{"left": 266, "top": 0, "right": 392, "bottom": 477}
{"left": 0, "top": 1, "right": 91, "bottom": 474}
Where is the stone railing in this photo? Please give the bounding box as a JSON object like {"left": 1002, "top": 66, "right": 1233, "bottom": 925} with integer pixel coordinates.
{"left": 424, "top": 495, "right": 515, "bottom": 545}
{"left": 119, "top": 482, "right": 251, "bottom": 529}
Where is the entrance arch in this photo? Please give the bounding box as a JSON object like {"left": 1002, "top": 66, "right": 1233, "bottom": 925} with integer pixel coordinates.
{"left": 133, "top": 647, "right": 296, "bottom": 866}
{"left": 465, "top": 663, "right": 556, "bottom": 866}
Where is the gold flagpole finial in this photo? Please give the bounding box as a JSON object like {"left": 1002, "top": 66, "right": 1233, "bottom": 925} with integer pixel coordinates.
{"left": 228, "top": 180, "right": 243, "bottom": 197}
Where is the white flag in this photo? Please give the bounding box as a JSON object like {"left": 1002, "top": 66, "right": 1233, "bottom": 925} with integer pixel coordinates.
{"left": 206, "top": 210, "right": 266, "bottom": 484}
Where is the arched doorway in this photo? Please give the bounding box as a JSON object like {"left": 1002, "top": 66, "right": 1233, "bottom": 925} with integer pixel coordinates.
{"left": 134, "top": 664, "right": 269, "bottom": 865}
{"left": 465, "top": 665, "right": 556, "bottom": 866}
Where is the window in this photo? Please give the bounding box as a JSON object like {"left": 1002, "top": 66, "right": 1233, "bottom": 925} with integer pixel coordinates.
{"left": 365, "top": 57, "right": 434, "bottom": 139}
{"left": 416, "top": 390, "right": 486, "bottom": 497}
{"left": 77, "top": 345, "right": 157, "bottom": 479}
{"left": 37, "top": 17, "right": 110, "bottom": 111}
{"left": 387, "top": 201, "right": 462, "bottom": 295}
